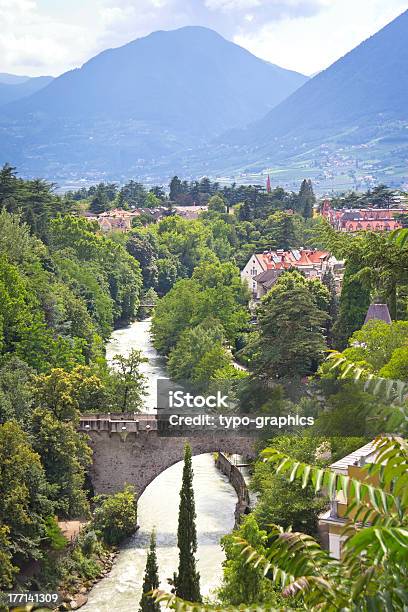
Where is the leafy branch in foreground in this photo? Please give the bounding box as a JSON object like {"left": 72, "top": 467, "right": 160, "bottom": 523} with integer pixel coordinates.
{"left": 237, "top": 437, "right": 408, "bottom": 611}
{"left": 150, "top": 589, "right": 292, "bottom": 611}
{"left": 326, "top": 350, "right": 408, "bottom": 434}
{"left": 390, "top": 227, "right": 408, "bottom": 248}
{"left": 153, "top": 438, "right": 408, "bottom": 611}
{"left": 326, "top": 350, "right": 408, "bottom": 404}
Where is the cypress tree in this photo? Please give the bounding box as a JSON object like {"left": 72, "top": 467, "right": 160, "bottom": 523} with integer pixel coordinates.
{"left": 298, "top": 179, "right": 315, "bottom": 219}
{"left": 332, "top": 255, "right": 371, "bottom": 350}
{"left": 172, "top": 444, "right": 201, "bottom": 602}
{"left": 139, "top": 530, "right": 160, "bottom": 612}
{"left": 322, "top": 269, "right": 339, "bottom": 347}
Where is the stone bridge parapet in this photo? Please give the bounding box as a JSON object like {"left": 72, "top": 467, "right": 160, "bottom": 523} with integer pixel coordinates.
{"left": 79, "top": 414, "right": 257, "bottom": 497}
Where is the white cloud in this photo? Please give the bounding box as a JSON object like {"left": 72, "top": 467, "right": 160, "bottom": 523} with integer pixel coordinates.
{"left": 0, "top": 0, "right": 406, "bottom": 76}
{"left": 233, "top": 0, "right": 408, "bottom": 74}
{"left": 0, "top": 0, "right": 96, "bottom": 75}
{"left": 205, "top": 0, "right": 261, "bottom": 11}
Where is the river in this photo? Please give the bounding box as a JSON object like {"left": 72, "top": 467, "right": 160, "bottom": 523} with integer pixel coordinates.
{"left": 82, "top": 320, "right": 237, "bottom": 611}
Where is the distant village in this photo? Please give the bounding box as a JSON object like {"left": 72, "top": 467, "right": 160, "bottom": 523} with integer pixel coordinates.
{"left": 84, "top": 205, "right": 208, "bottom": 232}
{"left": 80, "top": 186, "right": 407, "bottom": 309}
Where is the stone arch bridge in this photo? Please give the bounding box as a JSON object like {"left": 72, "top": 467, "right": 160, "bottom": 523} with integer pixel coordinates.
{"left": 79, "top": 414, "right": 256, "bottom": 496}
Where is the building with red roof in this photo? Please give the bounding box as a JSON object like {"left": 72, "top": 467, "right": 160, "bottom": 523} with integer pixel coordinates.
{"left": 241, "top": 249, "right": 344, "bottom": 298}
{"left": 321, "top": 200, "right": 407, "bottom": 232}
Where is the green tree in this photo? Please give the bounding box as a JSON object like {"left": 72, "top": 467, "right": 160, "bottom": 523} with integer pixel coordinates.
{"left": 33, "top": 366, "right": 106, "bottom": 418}
{"left": 152, "top": 279, "right": 200, "bottom": 354}
{"left": 30, "top": 408, "right": 92, "bottom": 517}
{"left": 167, "top": 320, "right": 225, "bottom": 381}
{"left": 218, "top": 515, "right": 274, "bottom": 607}
{"left": 0, "top": 357, "right": 34, "bottom": 425}
{"left": 332, "top": 252, "right": 371, "bottom": 350}
{"left": 253, "top": 272, "right": 328, "bottom": 378}
{"left": 265, "top": 211, "right": 298, "bottom": 250}
{"left": 126, "top": 233, "right": 158, "bottom": 290}
{"left": 109, "top": 349, "right": 147, "bottom": 412}
{"left": 172, "top": 444, "right": 201, "bottom": 602}
{"left": 49, "top": 215, "right": 142, "bottom": 326}
{"left": 342, "top": 320, "right": 408, "bottom": 372}
{"left": 169, "top": 176, "right": 183, "bottom": 202}
{"left": 92, "top": 485, "right": 137, "bottom": 545}
{"left": 322, "top": 269, "right": 339, "bottom": 346}
{"left": 298, "top": 179, "right": 315, "bottom": 219}
{"left": 0, "top": 525, "right": 16, "bottom": 588}
{"left": 208, "top": 194, "right": 226, "bottom": 213}
{"left": 156, "top": 257, "right": 179, "bottom": 296}
{"left": 380, "top": 345, "right": 408, "bottom": 380}
{"left": 139, "top": 530, "right": 160, "bottom": 612}
{"left": 252, "top": 436, "right": 329, "bottom": 535}
{"left": 90, "top": 185, "right": 110, "bottom": 214}
{"left": 192, "top": 343, "right": 231, "bottom": 383}
{"left": 0, "top": 422, "right": 55, "bottom": 579}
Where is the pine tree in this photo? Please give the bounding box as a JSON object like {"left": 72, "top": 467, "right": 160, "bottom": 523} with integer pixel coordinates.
{"left": 322, "top": 269, "right": 339, "bottom": 347}
{"left": 298, "top": 179, "right": 315, "bottom": 219}
{"left": 139, "top": 530, "right": 160, "bottom": 612}
{"left": 169, "top": 176, "right": 183, "bottom": 203}
{"left": 172, "top": 444, "right": 201, "bottom": 602}
{"left": 254, "top": 272, "right": 328, "bottom": 378}
{"left": 332, "top": 255, "right": 371, "bottom": 350}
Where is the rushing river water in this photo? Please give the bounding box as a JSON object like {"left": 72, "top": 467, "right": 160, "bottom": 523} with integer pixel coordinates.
{"left": 82, "top": 320, "right": 237, "bottom": 611}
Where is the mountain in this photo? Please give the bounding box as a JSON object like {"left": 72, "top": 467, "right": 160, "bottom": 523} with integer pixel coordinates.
{"left": 0, "top": 73, "right": 31, "bottom": 85}
{"left": 0, "top": 76, "right": 54, "bottom": 107}
{"left": 0, "top": 26, "right": 307, "bottom": 181}
{"left": 216, "top": 10, "right": 408, "bottom": 188}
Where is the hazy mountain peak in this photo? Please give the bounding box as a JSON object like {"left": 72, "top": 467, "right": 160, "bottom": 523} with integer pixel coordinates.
{"left": 0, "top": 26, "right": 307, "bottom": 179}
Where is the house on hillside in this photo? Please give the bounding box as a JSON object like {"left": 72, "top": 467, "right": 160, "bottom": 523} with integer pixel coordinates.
{"left": 174, "top": 205, "right": 208, "bottom": 219}
{"left": 98, "top": 208, "right": 133, "bottom": 232}
{"left": 86, "top": 204, "right": 208, "bottom": 233}
{"left": 241, "top": 249, "right": 344, "bottom": 298}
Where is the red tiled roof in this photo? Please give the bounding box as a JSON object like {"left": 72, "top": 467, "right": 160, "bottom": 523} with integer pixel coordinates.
{"left": 322, "top": 202, "right": 406, "bottom": 232}
{"left": 256, "top": 249, "right": 329, "bottom": 271}
{"left": 343, "top": 220, "right": 400, "bottom": 231}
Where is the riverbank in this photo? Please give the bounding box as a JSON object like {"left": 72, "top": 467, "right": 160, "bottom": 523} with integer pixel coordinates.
{"left": 80, "top": 321, "right": 238, "bottom": 611}
{"left": 58, "top": 549, "right": 119, "bottom": 611}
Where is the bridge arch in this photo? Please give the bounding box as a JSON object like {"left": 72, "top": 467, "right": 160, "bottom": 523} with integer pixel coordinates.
{"left": 80, "top": 415, "right": 256, "bottom": 497}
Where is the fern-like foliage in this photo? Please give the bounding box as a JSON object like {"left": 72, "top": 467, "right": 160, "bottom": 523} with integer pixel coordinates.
{"left": 243, "top": 437, "right": 408, "bottom": 611}
{"left": 151, "top": 439, "right": 407, "bottom": 611}
{"left": 326, "top": 350, "right": 408, "bottom": 434}
{"left": 150, "top": 589, "right": 290, "bottom": 611}
{"left": 389, "top": 228, "right": 408, "bottom": 248}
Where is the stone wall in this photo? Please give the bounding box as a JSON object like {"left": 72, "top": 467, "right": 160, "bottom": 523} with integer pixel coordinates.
{"left": 215, "top": 453, "right": 251, "bottom": 526}
{"left": 79, "top": 415, "right": 256, "bottom": 496}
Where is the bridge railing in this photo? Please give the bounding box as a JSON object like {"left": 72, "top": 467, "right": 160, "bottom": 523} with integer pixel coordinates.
{"left": 79, "top": 413, "right": 158, "bottom": 434}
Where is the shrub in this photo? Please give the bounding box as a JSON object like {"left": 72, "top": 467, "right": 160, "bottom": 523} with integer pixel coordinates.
{"left": 92, "top": 485, "right": 137, "bottom": 546}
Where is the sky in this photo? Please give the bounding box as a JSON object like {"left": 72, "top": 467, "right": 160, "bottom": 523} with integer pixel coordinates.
{"left": 0, "top": 0, "right": 407, "bottom": 77}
